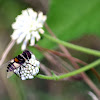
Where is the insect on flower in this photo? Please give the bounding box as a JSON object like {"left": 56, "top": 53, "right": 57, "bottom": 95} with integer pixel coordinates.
{"left": 1, "top": 50, "right": 40, "bottom": 80}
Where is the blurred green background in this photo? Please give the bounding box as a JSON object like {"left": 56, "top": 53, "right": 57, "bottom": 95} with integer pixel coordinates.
{"left": 0, "top": 0, "right": 100, "bottom": 100}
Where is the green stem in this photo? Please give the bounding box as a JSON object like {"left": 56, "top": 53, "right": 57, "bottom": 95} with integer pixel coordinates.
{"left": 37, "top": 59, "right": 100, "bottom": 80}
{"left": 43, "top": 34, "right": 100, "bottom": 57}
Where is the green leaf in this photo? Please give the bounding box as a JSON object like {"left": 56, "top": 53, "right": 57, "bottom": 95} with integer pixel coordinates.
{"left": 4, "top": 0, "right": 100, "bottom": 59}
{"left": 33, "top": 0, "right": 100, "bottom": 59}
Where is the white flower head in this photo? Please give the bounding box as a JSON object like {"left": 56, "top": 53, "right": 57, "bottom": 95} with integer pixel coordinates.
{"left": 11, "top": 8, "right": 47, "bottom": 51}
{"left": 14, "top": 54, "right": 40, "bottom": 80}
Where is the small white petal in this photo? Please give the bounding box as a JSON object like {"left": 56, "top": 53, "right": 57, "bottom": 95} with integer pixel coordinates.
{"left": 30, "top": 35, "right": 35, "bottom": 46}
{"left": 24, "top": 73, "right": 26, "bottom": 76}
{"left": 24, "top": 67, "right": 27, "bottom": 70}
{"left": 34, "top": 31, "right": 41, "bottom": 41}
{"left": 25, "top": 76, "right": 28, "bottom": 79}
{"left": 22, "top": 10, "right": 29, "bottom": 16}
{"left": 23, "top": 63, "right": 26, "bottom": 66}
{"left": 21, "top": 38, "right": 29, "bottom": 51}
{"left": 21, "top": 74, "right": 24, "bottom": 77}
{"left": 21, "top": 76, "right": 26, "bottom": 80}
{"left": 37, "top": 12, "right": 47, "bottom": 24}
{"left": 11, "top": 30, "right": 22, "bottom": 40}
{"left": 30, "top": 70, "right": 33, "bottom": 73}
{"left": 26, "top": 33, "right": 31, "bottom": 40}
{"left": 29, "top": 75, "right": 34, "bottom": 79}
{"left": 29, "top": 67, "right": 31, "bottom": 70}
{"left": 27, "top": 8, "right": 37, "bottom": 20}
{"left": 37, "top": 23, "right": 43, "bottom": 28}
{"left": 27, "top": 74, "right": 30, "bottom": 76}
{"left": 25, "top": 70, "right": 27, "bottom": 73}
{"left": 32, "top": 66, "right": 35, "bottom": 69}
{"left": 22, "top": 71, "right": 24, "bottom": 74}
{"left": 31, "top": 54, "right": 36, "bottom": 59}
{"left": 34, "top": 60, "right": 38, "bottom": 66}
{"left": 21, "top": 44, "right": 26, "bottom": 51}
{"left": 28, "top": 64, "right": 32, "bottom": 68}
{"left": 29, "top": 58, "right": 34, "bottom": 64}
{"left": 17, "top": 33, "right": 26, "bottom": 44}
{"left": 39, "top": 28, "right": 44, "bottom": 34}
{"left": 35, "top": 67, "right": 39, "bottom": 73}
{"left": 32, "top": 69, "right": 36, "bottom": 75}
{"left": 37, "top": 12, "right": 43, "bottom": 22}
{"left": 42, "top": 15, "right": 47, "bottom": 22}
{"left": 15, "top": 15, "right": 24, "bottom": 22}
{"left": 27, "top": 71, "right": 30, "bottom": 74}
{"left": 36, "top": 61, "right": 40, "bottom": 67}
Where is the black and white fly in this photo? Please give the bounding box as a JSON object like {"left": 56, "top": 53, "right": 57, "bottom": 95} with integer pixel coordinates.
{"left": 1, "top": 50, "right": 40, "bottom": 80}
{"left": 7, "top": 50, "right": 33, "bottom": 78}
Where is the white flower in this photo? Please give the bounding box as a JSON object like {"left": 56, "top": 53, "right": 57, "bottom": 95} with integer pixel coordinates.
{"left": 14, "top": 54, "right": 40, "bottom": 80}
{"left": 11, "top": 8, "right": 47, "bottom": 51}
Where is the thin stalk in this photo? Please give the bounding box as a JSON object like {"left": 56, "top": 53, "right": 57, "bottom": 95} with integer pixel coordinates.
{"left": 35, "top": 45, "right": 100, "bottom": 81}
{"left": 43, "top": 34, "right": 100, "bottom": 57}
{"left": 37, "top": 59, "right": 100, "bottom": 80}
{"left": 44, "top": 23, "right": 100, "bottom": 97}
{"left": 0, "top": 39, "right": 15, "bottom": 66}
{"left": 0, "top": 39, "right": 23, "bottom": 100}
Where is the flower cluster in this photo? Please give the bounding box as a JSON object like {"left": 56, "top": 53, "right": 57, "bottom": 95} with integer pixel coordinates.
{"left": 14, "top": 54, "right": 40, "bottom": 80}
{"left": 11, "top": 8, "right": 47, "bottom": 50}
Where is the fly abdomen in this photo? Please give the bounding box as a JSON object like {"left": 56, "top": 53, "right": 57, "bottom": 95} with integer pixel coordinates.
{"left": 7, "top": 63, "right": 15, "bottom": 71}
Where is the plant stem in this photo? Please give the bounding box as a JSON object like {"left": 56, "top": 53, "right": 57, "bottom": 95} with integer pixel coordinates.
{"left": 37, "top": 59, "right": 100, "bottom": 80}
{"left": 43, "top": 34, "right": 100, "bottom": 57}
{"left": 0, "top": 39, "right": 15, "bottom": 66}
{"left": 44, "top": 23, "right": 100, "bottom": 97}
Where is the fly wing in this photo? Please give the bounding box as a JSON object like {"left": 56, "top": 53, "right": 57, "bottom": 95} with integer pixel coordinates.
{"left": 0, "top": 62, "right": 13, "bottom": 78}
{"left": 0, "top": 60, "right": 21, "bottom": 78}
{"left": 0, "top": 62, "right": 14, "bottom": 78}
{"left": 7, "top": 71, "right": 14, "bottom": 78}
{"left": 6, "top": 62, "right": 21, "bottom": 78}
{"left": 0, "top": 62, "right": 9, "bottom": 69}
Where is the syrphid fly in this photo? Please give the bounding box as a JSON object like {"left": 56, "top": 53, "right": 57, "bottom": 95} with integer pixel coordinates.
{"left": 0, "top": 50, "right": 40, "bottom": 80}
{"left": 1, "top": 50, "right": 33, "bottom": 78}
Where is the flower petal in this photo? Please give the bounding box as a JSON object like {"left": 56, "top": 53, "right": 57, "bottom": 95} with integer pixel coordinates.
{"left": 22, "top": 10, "right": 29, "bottom": 16}
{"left": 17, "top": 33, "right": 26, "bottom": 44}
{"left": 39, "top": 28, "right": 44, "bottom": 34}
{"left": 11, "top": 30, "right": 22, "bottom": 40}
{"left": 37, "top": 12, "right": 43, "bottom": 22}
{"left": 27, "top": 8, "right": 37, "bottom": 20}
{"left": 33, "top": 31, "right": 41, "bottom": 41}
{"left": 30, "top": 35, "right": 35, "bottom": 46}
{"left": 21, "top": 76, "right": 26, "bottom": 80}
{"left": 29, "top": 75, "right": 34, "bottom": 79}
{"left": 21, "top": 33, "right": 30, "bottom": 50}
{"left": 21, "top": 39, "right": 28, "bottom": 51}
{"left": 37, "top": 12, "right": 47, "bottom": 24}
{"left": 35, "top": 67, "right": 39, "bottom": 73}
